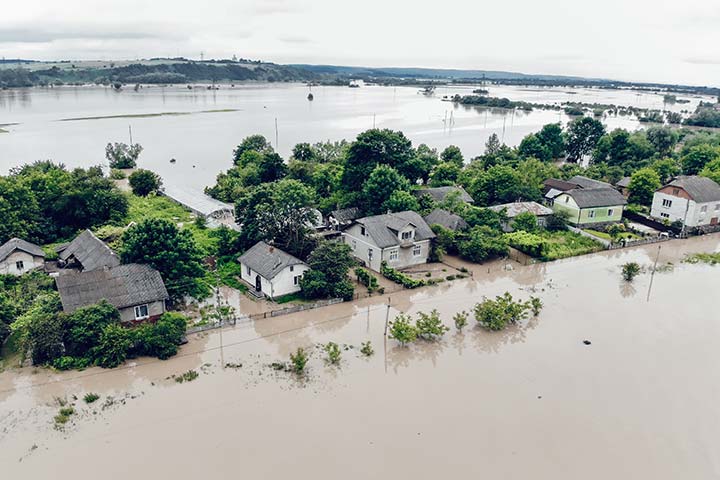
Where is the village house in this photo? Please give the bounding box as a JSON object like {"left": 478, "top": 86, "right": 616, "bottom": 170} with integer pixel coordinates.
{"left": 551, "top": 188, "right": 627, "bottom": 227}
{"left": 413, "top": 186, "right": 475, "bottom": 204}
{"left": 55, "top": 263, "right": 169, "bottom": 323}
{"left": 238, "top": 241, "right": 310, "bottom": 299}
{"left": 488, "top": 201, "right": 554, "bottom": 232}
{"left": 343, "top": 210, "right": 435, "bottom": 272}
{"left": 56, "top": 229, "right": 120, "bottom": 271}
{"left": 615, "top": 177, "right": 632, "bottom": 198}
{"left": 328, "top": 207, "right": 361, "bottom": 229}
{"left": 0, "top": 238, "right": 46, "bottom": 276}
{"left": 650, "top": 176, "right": 720, "bottom": 228}
{"left": 543, "top": 176, "right": 614, "bottom": 203}
{"left": 423, "top": 208, "right": 469, "bottom": 232}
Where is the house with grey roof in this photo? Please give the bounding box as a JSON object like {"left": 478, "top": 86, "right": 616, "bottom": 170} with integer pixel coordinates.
{"left": 414, "top": 186, "right": 474, "bottom": 204}
{"left": 423, "top": 208, "right": 469, "bottom": 232}
{"left": 0, "top": 238, "right": 46, "bottom": 276}
{"left": 650, "top": 176, "right": 720, "bottom": 227}
{"left": 238, "top": 241, "right": 309, "bottom": 299}
{"left": 57, "top": 229, "right": 120, "bottom": 272}
{"left": 55, "top": 263, "right": 169, "bottom": 323}
{"left": 343, "top": 211, "right": 435, "bottom": 272}
{"left": 328, "top": 207, "right": 361, "bottom": 228}
{"left": 489, "top": 202, "right": 554, "bottom": 232}
{"left": 552, "top": 187, "right": 627, "bottom": 227}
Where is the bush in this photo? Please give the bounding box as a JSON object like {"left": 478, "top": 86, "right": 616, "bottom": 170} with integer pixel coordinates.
{"left": 512, "top": 212, "right": 539, "bottom": 232}
{"left": 109, "top": 169, "right": 126, "bottom": 180}
{"left": 621, "top": 262, "right": 641, "bottom": 282}
{"left": 504, "top": 231, "right": 546, "bottom": 257}
{"left": 381, "top": 261, "right": 426, "bottom": 289}
{"left": 354, "top": 267, "right": 379, "bottom": 292}
{"left": 92, "top": 324, "right": 132, "bottom": 368}
{"left": 415, "top": 309, "right": 449, "bottom": 340}
{"left": 323, "top": 342, "right": 341, "bottom": 365}
{"left": 106, "top": 142, "right": 142, "bottom": 169}
{"left": 360, "top": 341, "right": 374, "bottom": 357}
{"left": 132, "top": 312, "right": 187, "bottom": 359}
{"left": 473, "top": 293, "right": 532, "bottom": 331}
{"left": 388, "top": 313, "right": 419, "bottom": 346}
{"left": 129, "top": 169, "right": 162, "bottom": 196}
{"left": 457, "top": 226, "right": 509, "bottom": 263}
{"left": 545, "top": 211, "right": 568, "bottom": 232}
{"left": 83, "top": 393, "right": 100, "bottom": 404}
{"left": 453, "top": 311, "right": 469, "bottom": 331}
{"left": 290, "top": 347, "right": 308, "bottom": 374}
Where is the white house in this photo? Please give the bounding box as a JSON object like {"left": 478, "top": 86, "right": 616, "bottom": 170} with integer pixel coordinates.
{"left": 238, "top": 241, "right": 310, "bottom": 299}
{"left": 343, "top": 211, "right": 435, "bottom": 272}
{"left": 0, "top": 238, "right": 46, "bottom": 276}
{"left": 650, "top": 176, "right": 720, "bottom": 228}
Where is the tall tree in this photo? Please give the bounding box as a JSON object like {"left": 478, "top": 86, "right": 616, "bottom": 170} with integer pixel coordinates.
{"left": 361, "top": 164, "right": 411, "bottom": 215}
{"left": 566, "top": 117, "right": 605, "bottom": 162}
{"left": 341, "top": 129, "right": 415, "bottom": 191}
{"left": 628, "top": 168, "right": 662, "bottom": 206}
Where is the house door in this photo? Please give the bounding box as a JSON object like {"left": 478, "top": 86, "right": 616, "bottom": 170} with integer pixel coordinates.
{"left": 711, "top": 217, "right": 718, "bottom": 225}
{"left": 255, "top": 275, "right": 262, "bottom": 292}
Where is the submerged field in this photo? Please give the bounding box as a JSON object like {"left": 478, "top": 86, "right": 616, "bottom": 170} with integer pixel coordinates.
{"left": 1, "top": 234, "right": 719, "bottom": 479}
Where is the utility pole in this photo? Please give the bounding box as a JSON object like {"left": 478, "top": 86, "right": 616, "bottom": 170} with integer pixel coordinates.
{"left": 274, "top": 118, "right": 279, "bottom": 149}
{"left": 128, "top": 124, "right": 133, "bottom": 145}
{"left": 215, "top": 268, "right": 224, "bottom": 368}
{"left": 384, "top": 297, "right": 390, "bottom": 374}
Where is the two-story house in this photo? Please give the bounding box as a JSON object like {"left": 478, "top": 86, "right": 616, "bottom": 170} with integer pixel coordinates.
{"left": 343, "top": 211, "right": 435, "bottom": 272}
{"left": 650, "top": 176, "right": 720, "bottom": 228}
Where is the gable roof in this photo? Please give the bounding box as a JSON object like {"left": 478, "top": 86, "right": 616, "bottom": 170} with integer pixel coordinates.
{"left": 562, "top": 188, "right": 627, "bottom": 208}
{"left": 424, "top": 208, "right": 469, "bottom": 231}
{"left": 0, "top": 238, "right": 45, "bottom": 262}
{"left": 616, "top": 177, "right": 631, "bottom": 188}
{"left": 414, "top": 186, "right": 474, "bottom": 204}
{"left": 543, "top": 178, "right": 579, "bottom": 194}
{"left": 489, "top": 201, "right": 554, "bottom": 218}
{"left": 664, "top": 176, "right": 720, "bottom": 203}
{"left": 59, "top": 230, "right": 120, "bottom": 271}
{"left": 55, "top": 263, "right": 168, "bottom": 313}
{"left": 330, "top": 207, "right": 361, "bottom": 224}
{"left": 238, "top": 241, "right": 306, "bottom": 280}
{"left": 567, "top": 175, "right": 614, "bottom": 190}
{"left": 353, "top": 211, "right": 435, "bottom": 248}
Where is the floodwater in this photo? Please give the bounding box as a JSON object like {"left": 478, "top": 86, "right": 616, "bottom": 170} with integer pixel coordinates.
{"left": 0, "top": 84, "right": 709, "bottom": 191}
{"left": 2, "top": 234, "right": 720, "bottom": 479}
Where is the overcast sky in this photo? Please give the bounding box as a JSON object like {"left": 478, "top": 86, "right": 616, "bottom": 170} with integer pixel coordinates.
{"left": 1, "top": 0, "right": 719, "bottom": 86}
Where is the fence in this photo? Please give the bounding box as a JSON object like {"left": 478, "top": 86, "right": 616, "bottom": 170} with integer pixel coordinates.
{"left": 607, "top": 235, "right": 671, "bottom": 250}
{"left": 568, "top": 226, "right": 611, "bottom": 247}
{"left": 247, "top": 297, "right": 344, "bottom": 321}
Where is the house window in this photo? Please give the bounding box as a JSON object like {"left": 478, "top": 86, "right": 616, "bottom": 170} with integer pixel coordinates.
{"left": 134, "top": 304, "right": 149, "bottom": 320}
{"left": 412, "top": 244, "right": 422, "bottom": 257}
{"left": 715, "top": 204, "right": 720, "bottom": 211}
{"left": 672, "top": 188, "right": 680, "bottom": 195}
{"left": 401, "top": 231, "right": 412, "bottom": 240}
{"left": 564, "top": 196, "right": 569, "bottom": 203}
{"left": 700, "top": 205, "right": 708, "bottom": 213}
{"left": 15, "top": 260, "right": 24, "bottom": 271}
{"left": 660, "top": 213, "right": 670, "bottom": 218}
{"left": 368, "top": 248, "right": 373, "bottom": 261}
{"left": 290, "top": 265, "right": 294, "bottom": 272}
{"left": 351, "top": 240, "right": 357, "bottom": 250}
{"left": 607, "top": 209, "right": 614, "bottom": 217}
{"left": 246, "top": 265, "right": 251, "bottom": 275}
{"left": 389, "top": 249, "right": 398, "bottom": 261}
{"left": 588, "top": 210, "right": 595, "bottom": 218}
{"left": 360, "top": 226, "right": 366, "bottom": 236}
{"left": 662, "top": 199, "right": 672, "bottom": 208}
{"left": 293, "top": 275, "right": 302, "bottom": 286}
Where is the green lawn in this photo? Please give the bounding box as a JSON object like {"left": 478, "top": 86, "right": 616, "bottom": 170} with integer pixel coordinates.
{"left": 584, "top": 229, "right": 642, "bottom": 242}
{"left": 540, "top": 231, "right": 605, "bottom": 261}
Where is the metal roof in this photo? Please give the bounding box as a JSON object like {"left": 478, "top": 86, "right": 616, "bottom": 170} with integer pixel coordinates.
{"left": 568, "top": 175, "right": 614, "bottom": 190}
{"left": 353, "top": 211, "right": 435, "bottom": 248}
{"left": 330, "top": 207, "right": 361, "bottom": 224}
{"left": 59, "top": 230, "right": 120, "bottom": 271}
{"left": 162, "top": 185, "right": 235, "bottom": 217}
{"left": 665, "top": 176, "right": 720, "bottom": 203}
{"left": 562, "top": 188, "right": 627, "bottom": 208}
{"left": 238, "top": 241, "right": 306, "bottom": 280}
{"left": 423, "top": 208, "right": 469, "bottom": 231}
{"left": 0, "top": 238, "right": 45, "bottom": 262}
{"left": 489, "top": 201, "right": 554, "bottom": 218}
{"left": 55, "top": 263, "right": 169, "bottom": 313}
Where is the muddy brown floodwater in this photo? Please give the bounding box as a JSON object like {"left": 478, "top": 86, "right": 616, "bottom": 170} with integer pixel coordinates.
{"left": 2, "top": 235, "right": 720, "bottom": 479}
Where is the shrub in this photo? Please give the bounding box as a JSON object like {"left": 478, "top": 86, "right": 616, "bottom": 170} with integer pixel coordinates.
{"left": 83, "top": 393, "right": 100, "bottom": 404}
{"left": 473, "top": 293, "right": 531, "bottom": 331}
{"left": 323, "top": 342, "right": 341, "bottom": 365}
{"left": 132, "top": 312, "right": 187, "bottom": 360}
{"left": 504, "top": 231, "right": 546, "bottom": 257}
{"left": 388, "top": 313, "right": 419, "bottom": 346}
{"left": 354, "top": 267, "right": 379, "bottom": 292}
{"left": 360, "top": 341, "right": 374, "bottom": 357}
{"left": 415, "top": 309, "right": 449, "bottom": 340}
{"left": 512, "top": 212, "right": 539, "bottom": 232}
{"left": 290, "top": 347, "right": 308, "bottom": 374}
{"left": 109, "top": 169, "right": 126, "bottom": 180}
{"left": 381, "top": 262, "right": 426, "bottom": 289}
{"left": 129, "top": 169, "right": 162, "bottom": 196}
{"left": 175, "top": 369, "right": 199, "bottom": 383}
{"left": 453, "top": 311, "right": 469, "bottom": 331}
{"left": 92, "top": 324, "right": 132, "bottom": 368}
{"left": 545, "top": 211, "right": 569, "bottom": 232}
{"left": 528, "top": 297, "right": 543, "bottom": 316}
{"left": 621, "top": 262, "right": 641, "bottom": 282}
{"left": 106, "top": 142, "right": 142, "bottom": 169}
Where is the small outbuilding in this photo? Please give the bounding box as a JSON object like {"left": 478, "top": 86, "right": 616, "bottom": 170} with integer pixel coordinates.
{"left": 57, "top": 229, "right": 120, "bottom": 272}
{"left": 423, "top": 208, "right": 469, "bottom": 232}
{"left": 238, "top": 242, "right": 309, "bottom": 299}
{"left": 489, "top": 201, "right": 554, "bottom": 232}
{"left": 0, "top": 238, "right": 46, "bottom": 276}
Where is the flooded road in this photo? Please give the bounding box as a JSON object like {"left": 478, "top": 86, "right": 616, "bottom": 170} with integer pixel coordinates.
{"left": 2, "top": 235, "right": 720, "bottom": 479}
{"left": 1, "top": 83, "right": 701, "bottom": 191}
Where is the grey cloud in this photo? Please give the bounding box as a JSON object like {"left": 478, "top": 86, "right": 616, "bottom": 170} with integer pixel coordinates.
{"left": 279, "top": 35, "right": 312, "bottom": 44}
{"left": 683, "top": 56, "right": 720, "bottom": 66}
{"left": 0, "top": 24, "right": 184, "bottom": 44}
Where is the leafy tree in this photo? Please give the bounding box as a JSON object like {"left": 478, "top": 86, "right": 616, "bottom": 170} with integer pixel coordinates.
{"left": 473, "top": 292, "right": 530, "bottom": 331}
{"left": 453, "top": 311, "right": 469, "bottom": 331}
{"left": 361, "top": 164, "right": 411, "bottom": 215}
{"left": 388, "top": 313, "right": 419, "bottom": 346}
{"left": 291, "top": 142, "right": 317, "bottom": 162}
{"left": 133, "top": 312, "right": 187, "bottom": 359}
{"left": 682, "top": 144, "right": 720, "bottom": 175}
{"left": 11, "top": 292, "right": 63, "bottom": 364}
{"left": 646, "top": 126, "right": 678, "bottom": 156}
{"left": 545, "top": 211, "right": 569, "bottom": 232}
{"left": 415, "top": 309, "right": 449, "bottom": 340}
{"left": 468, "top": 165, "right": 539, "bottom": 206}
{"left": 484, "top": 133, "right": 501, "bottom": 155}
{"left": 518, "top": 133, "right": 551, "bottom": 161}
{"left": 128, "top": 169, "right": 162, "bottom": 196}
{"left": 440, "top": 145, "right": 464, "bottom": 168}
{"left": 463, "top": 206, "right": 505, "bottom": 230}
{"left": 92, "top": 324, "right": 132, "bottom": 368}
{"left": 413, "top": 144, "right": 440, "bottom": 183}
{"left": 700, "top": 158, "right": 720, "bottom": 185}
{"left": 512, "top": 211, "right": 539, "bottom": 232}
{"left": 63, "top": 300, "right": 120, "bottom": 357}
{"left": 105, "top": 142, "right": 142, "bottom": 169}
{"left": 232, "top": 135, "right": 272, "bottom": 164}
{"left": 235, "top": 179, "right": 318, "bottom": 259}
{"left": 0, "top": 177, "right": 41, "bottom": 244}
{"left": 429, "top": 162, "right": 461, "bottom": 186}
{"left": 621, "top": 262, "right": 641, "bottom": 282}
{"left": 536, "top": 123, "right": 565, "bottom": 158}
{"left": 566, "top": 117, "right": 605, "bottom": 162}
{"left": 383, "top": 190, "right": 420, "bottom": 213}
{"left": 650, "top": 158, "right": 681, "bottom": 184}
{"left": 342, "top": 129, "right": 415, "bottom": 191}
{"left": 120, "top": 218, "right": 206, "bottom": 300}
{"left": 323, "top": 342, "right": 341, "bottom": 364}
{"left": 300, "top": 242, "right": 355, "bottom": 300}
{"left": 457, "top": 226, "right": 509, "bottom": 262}
{"left": 628, "top": 168, "right": 662, "bottom": 205}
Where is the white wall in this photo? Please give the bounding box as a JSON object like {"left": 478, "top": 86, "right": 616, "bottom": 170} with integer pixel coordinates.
{"left": 239, "top": 261, "right": 309, "bottom": 298}
{"left": 0, "top": 251, "right": 44, "bottom": 276}
{"left": 343, "top": 225, "right": 431, "bottom": 272}
{"left": 650, "top": 193, "right": 720, "bottom": 227}
{"left": 118, "top": 300, "right": 166, "bottom": 323}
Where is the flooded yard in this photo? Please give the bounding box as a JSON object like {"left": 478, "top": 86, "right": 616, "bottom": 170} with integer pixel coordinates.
{"left": 1, "top": 234, "right": 720, "bottom": 479}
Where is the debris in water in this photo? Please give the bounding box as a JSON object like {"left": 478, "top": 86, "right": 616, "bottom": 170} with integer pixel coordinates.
{"left": 583, "top": 340, "right": 592, "bottom": 345}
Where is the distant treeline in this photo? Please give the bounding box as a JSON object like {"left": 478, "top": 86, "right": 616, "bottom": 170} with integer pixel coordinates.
{"left": 0, "top": 61, "right": 325, "bottom": 88}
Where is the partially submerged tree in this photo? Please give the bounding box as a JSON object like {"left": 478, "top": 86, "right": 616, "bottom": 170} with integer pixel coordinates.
{"left": 128, "top": 169, "right": 162, "bottom": 196}
{"left": 106, "top": 142, "right": 143, "bottom": 169}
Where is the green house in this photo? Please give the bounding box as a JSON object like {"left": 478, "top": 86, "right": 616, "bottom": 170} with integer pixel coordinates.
{"left": 552, "top": 188, "right": 626, "bottom": 226}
